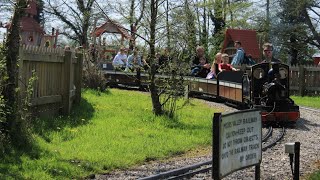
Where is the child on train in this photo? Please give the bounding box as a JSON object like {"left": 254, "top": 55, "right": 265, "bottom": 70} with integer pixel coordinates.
{"left": 206, "top": 52, "right": 222, "bottom": 79}
{"left": 219, "top": 53, "right": 239, "bottom": 72}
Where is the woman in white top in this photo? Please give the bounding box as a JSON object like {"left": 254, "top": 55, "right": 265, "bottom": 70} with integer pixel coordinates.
{"left": 112, "top": 47, "right": 127, "bottom": 69}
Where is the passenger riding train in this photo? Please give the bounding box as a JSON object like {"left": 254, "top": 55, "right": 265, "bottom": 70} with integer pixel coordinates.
{"left": 104, "top": 62, "right": 300, "bottom": 124}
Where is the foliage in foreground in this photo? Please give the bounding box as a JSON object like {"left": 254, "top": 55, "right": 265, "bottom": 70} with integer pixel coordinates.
{"left": 290, "top": 96, "right": 320, "bottom": 109}
{"left": 82, "top": 63, "right": 107, "bottom": 92}
{"left": 0, "top": 89, "right": 217, "bottom": 179}
{"left": 308, "top": 170, "right": 320, "bottom": 180}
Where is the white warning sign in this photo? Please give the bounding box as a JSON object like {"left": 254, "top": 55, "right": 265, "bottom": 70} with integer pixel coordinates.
{"left": 219, "top": 110, "right": 262, "bottom": 178}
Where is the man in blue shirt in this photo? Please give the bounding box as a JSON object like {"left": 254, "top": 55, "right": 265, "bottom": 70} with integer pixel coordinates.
{"left": 231, "top": 41, "right": 245, "bottom": 66}
{"left": 125, "top": 47, "right": 143, "bottom": 72}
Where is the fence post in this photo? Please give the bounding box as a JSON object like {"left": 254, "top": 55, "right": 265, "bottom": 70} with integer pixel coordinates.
{"left": 74, "top": 53, "right": 83, "bottom": 104}
{"left": 298, "top": 65, "right": 305, "bottom": 96}
{"left": 62, "top": 50, "right": 72, "bottom": 115}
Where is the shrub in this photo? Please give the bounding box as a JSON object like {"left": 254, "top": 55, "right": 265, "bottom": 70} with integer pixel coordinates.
{"left": 82, "top": 62, "right": 107, "bottom": 92}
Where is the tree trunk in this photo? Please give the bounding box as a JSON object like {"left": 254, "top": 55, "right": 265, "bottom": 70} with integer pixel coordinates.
{"left": 201, "top": 1, "right": 207, "bottom": 51}
{"left": 209, "top": 0, "right": 225, "bottom": 34}
{"left": 129, "top": 0, "right": 135, "bottom": 50}
{"left": 129, "top": 24, "right": 136, "bottom": 50}
{"left": 149, "top": 0, "right": 162, "bottom": 115}
{"left": 265, "top": 0, "right": 270, "bottom": 42}
{"left": 185, "top": 0, "right": 197, "bottom": 56}
{"left": 301, "top": 8, "right": 320, "bottom": 49}
{"left": 2, "top": 0, "right": 26, "bottom": 139}
{"left": 166, "top": 0, "right": 170, "bottom": 49}
{"left": 195, "top": 0, "right": 202, "bottom": 43}
{"left": 290, "top": 35, "right": 298, "bottom": 65}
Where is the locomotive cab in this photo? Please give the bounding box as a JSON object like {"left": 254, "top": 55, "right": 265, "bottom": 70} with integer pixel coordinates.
{"left": 250, "top": 62, "right": 299, "bottom": 123}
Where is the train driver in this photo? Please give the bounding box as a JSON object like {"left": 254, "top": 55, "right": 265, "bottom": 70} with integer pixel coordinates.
{"left": 261, "top": 43, "right": 281, "bottom": 63}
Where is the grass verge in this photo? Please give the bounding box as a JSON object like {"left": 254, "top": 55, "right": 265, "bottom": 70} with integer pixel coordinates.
{"left": 306, "top": 160, "right": 320, "bottom": 180}
{"left": 0, "top": 89, "right": 218, "bottom": 179}
{"left": 308, "top": 171, "right": 320, "bottom": 180}
{"left": 290, "top": 96, "right": 320, "bottom": 109}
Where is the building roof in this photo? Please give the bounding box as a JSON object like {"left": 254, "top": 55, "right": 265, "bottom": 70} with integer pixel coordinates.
{"left": 4, "top": 0, "right": 44, "bottom": 34}
{"left": 92, "top": 18, "right": 131, "bottom": 39}
{"left": 222, "top": 29, "right": 260, "bottom": 60}
{"left": 20, "top": 16, "right": 44, "bottom": 33}
{"left": 3, "top": 17, "right": 44, "bottom": 34}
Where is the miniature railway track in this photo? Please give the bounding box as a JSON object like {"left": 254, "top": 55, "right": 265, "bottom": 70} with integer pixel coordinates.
{"left": 138, "top": 161, "right": 212, "bottom": 180}
{"left": 262, "top": 127, "right": 285, "bottom": 151}
{"left": 139, "top": 127, "right": 280, "bottom": 180}
{"left": 262, "top": 126, "right": 273, "bottom": 142}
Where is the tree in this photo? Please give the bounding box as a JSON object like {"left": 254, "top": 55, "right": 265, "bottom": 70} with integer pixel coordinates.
{"left": 276, "top": 0, "right": 314, "bottom": 65}
{"left": 148, "top": 0, "right": 162, "bottom": 115}
{"left": 184, "top": 0, "right": 197, "bottom": 55}
{"left": 1, "top": 0, "right": 31, "bottom": 150}
{"left": 165, "top": 0, "right": 170, "bottom": 49}
{"left": 300, "top": 0, "right": 320, "bottom": 50}
{"left": 44, "top": 0, "right": 96, "bottom": 47}
{"left": 128, "top": 0, "right": 146, "bottom": 50}
{"left": 35, "top": 0, "right": 45, "bottom": 25}
{"left": 209, "top": 0, "right": 226, "bottom": 54}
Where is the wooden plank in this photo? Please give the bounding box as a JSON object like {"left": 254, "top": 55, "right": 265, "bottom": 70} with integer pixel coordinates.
{"left": 198, "top": 81, "right": 208, "bottom": 93}
{"left": 207, "top": 83, "right": 217, "bottom": 95}
{"left": 306, "top": 87, "right": 320, "bottom": 91}
{"left": 291, "top": 86, "right": 320, "bottom": 91}
{"left": 31, "top": 95, "right": 62, "bottom": 106}
{"left": 236, "top": 89, "right": 242, "bottom": 102}
{"left": 229, "top": 86, "right": 236, "bottom": 100}
{"left": 305, "top": 67, "right": 320, "bottom": 71}
{"left": 72, "top": 56, "right": 78, "bottom": 64}
{"left": 23, "top": 53, "right": 64, "bottom": 63}
{"left": 219, "top": 86, "right": 225, "bottom": 97}
{"left": 298, "top": 65, "right": 305, "bottom": 96}
{"left": 190, "top": 81, "right": 199, "bottom": 92}
{"left": 62, "top": 51, "right": 72, "bottom": 114}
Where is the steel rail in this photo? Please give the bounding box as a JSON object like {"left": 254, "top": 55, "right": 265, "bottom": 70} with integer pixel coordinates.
{"left": 138, "top": 160, "right": 212, "bottom": 180}
{"left": 167, "top": 166, "right": 212, "bottom": 180}
{"left": 262, "top": 126, "right": 273, "bottom": 142}
{"left": 262, "top": 127, "right": 285, "bottom": 151}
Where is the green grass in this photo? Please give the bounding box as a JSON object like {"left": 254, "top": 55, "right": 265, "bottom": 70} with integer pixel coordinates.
{"left": 0, "top": 89, "right": 219, "bottom": 179}
{"left": 290, "top": 96, "right": 320, "bottom": 109}
{"left": 308, "top": 170, "right": 320, "bottom": 180}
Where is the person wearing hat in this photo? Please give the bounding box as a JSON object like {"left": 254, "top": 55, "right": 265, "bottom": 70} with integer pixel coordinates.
{"left": 231, "top": 41, "right": 245, "bottom": 66}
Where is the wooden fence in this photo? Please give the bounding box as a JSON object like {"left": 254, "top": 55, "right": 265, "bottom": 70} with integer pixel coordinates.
{"left": 289, "top": 65, "right": 320, "bottom": 96}
{"left": 18, "top": 45, "right": 83, "bottom": 117}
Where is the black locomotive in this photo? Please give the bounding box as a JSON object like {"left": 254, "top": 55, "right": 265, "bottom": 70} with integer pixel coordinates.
{"left": 249, "top": 62, "right": 299, "bottom": 122}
